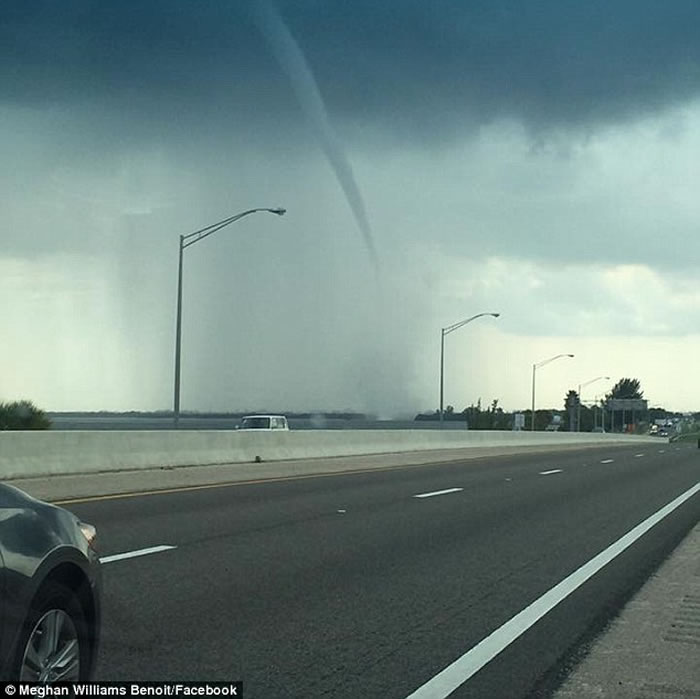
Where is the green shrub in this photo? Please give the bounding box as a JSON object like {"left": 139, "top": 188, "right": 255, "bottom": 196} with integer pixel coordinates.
{"left": 0, "top": 400, "right": 52, "bottom": 430}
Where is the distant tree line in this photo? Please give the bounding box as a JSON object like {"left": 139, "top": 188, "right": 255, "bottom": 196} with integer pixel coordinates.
{"left": 415, "top": 399, "right": 513, "bottom": 429}
{"left": 414, "top": 377, "right": 693, "bottom": 433}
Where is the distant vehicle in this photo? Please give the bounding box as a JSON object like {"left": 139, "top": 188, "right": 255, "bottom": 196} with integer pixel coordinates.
{"left": 545, "top": 415, "right": 562, "bottom": 431}
{"left": 0, "top": 484, "right": 101, "bottom": 682}
{"left": 591, "top": 427, "right": 605, "bottom": 433}
{"left": 237, "top": 415, "right": 289, "bottom": 431}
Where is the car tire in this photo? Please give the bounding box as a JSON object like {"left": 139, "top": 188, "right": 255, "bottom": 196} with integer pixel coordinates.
{"left": 13, "top": 581, "right": 92, "bottom": 683}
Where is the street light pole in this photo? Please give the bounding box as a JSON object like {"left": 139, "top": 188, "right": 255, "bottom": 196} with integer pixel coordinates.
{"left": 531, "top": 363, "right": 536, "bottom": 431}
{"left": 593, "top": 393, "right": 604, "bottom": 431}
{"left": 439, "top": 329, "right": 445, "bottom": 426}
{"left": 530, "top": 353, "right": 575, "bottom": 431}
{"left": 173, "top": 234, "right": 185, "bottom": 426}
{"left": 576, "top": 376, "right": 610, "bottom": 432}
{"left": 173, "top": 207, "right": 286, "bottom": 428}
{"left": 439, "top": 312, "right": 500, "bottom": 427}
{"left": 577, "top": 383, "right": 581, "bottom": 432}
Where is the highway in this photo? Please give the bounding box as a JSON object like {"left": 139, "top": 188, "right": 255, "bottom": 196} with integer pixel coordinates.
{"left": 62, "top": 443, "right": 699, "bottom": 698}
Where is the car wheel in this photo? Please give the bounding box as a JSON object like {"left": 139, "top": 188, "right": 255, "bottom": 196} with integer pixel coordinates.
{"left": 15, "top": 582, "right": 90, "bottom": 682}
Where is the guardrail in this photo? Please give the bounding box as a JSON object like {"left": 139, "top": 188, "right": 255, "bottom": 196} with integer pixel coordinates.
{"left": 0, "top": 430, "right": 662, "bottom": 480}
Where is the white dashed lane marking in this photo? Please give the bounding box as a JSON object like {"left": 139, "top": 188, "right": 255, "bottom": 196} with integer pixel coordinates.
{"left": 99, "top": 545, "right": 177, "bottom": 564}
{"left": 539, "top": 469, "right": 563, "bottom": 476}
{"left": 414, "top": 488, "right": 464, "bottom": 499}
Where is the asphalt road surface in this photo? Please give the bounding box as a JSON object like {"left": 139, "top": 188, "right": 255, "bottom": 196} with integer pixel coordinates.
{"left": 62, "top": 443, "right": 699, "bottom": 698}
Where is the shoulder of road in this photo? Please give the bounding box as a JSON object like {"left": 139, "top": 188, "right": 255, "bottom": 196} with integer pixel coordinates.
{"left": 3, "top": 442, "right": 653, "bottom": 503}
{"left": 552, "top": 520, "right": 700, "bottom": 699}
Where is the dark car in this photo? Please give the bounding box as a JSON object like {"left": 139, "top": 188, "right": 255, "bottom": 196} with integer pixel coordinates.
{"left": 0, "top": 484, "right": 101, "bottom": 682}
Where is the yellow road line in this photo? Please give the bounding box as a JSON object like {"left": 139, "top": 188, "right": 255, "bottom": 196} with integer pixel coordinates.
{"left": 48, "top": 443, "right": 633, "bottom": 505}
{"left": 50, "top": 459, "right": 451, "bottom": 505}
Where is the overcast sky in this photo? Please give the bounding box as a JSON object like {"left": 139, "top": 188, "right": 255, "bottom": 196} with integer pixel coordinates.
{"left": 2, "top": 1, "right": 700, "bottom": 414}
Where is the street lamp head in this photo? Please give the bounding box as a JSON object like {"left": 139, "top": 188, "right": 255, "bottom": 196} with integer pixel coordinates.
{"left": 491, "top": 313, "right": 501, "bottom": 318}
{"left": 270, "top": 207, "right": 286, "bottom": 216}
{"left": 567, "top": 354, "right": 575, "bottom": 357}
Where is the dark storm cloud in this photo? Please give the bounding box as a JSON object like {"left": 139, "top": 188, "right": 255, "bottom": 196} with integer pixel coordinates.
{"left": 2, "top": 1, "right": 700, "bottom": 141}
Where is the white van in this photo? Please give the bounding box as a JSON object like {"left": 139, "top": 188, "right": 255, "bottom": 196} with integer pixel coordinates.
{"left": 237, "top": 415, "right": 289, "bottom": 431}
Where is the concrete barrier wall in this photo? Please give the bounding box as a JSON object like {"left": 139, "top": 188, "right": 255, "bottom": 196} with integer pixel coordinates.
{"left": 0, "top": 430, "right": 660, "bottom": 480}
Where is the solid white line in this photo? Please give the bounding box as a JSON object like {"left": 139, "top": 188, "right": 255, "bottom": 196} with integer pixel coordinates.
{"left": 414, "top": 488, "right": 464, "bottom": 499}
{"left": 100, "top": 545, "right": 177, "bottom": 564}
{"left": 404, "top": 481, "right": 700, "bottom": 699}
{"left": 600, "top": 459, "right": 614, "bottom": 464}
{"left": 539, "top": 469, "right": 563, "bottom": 476}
